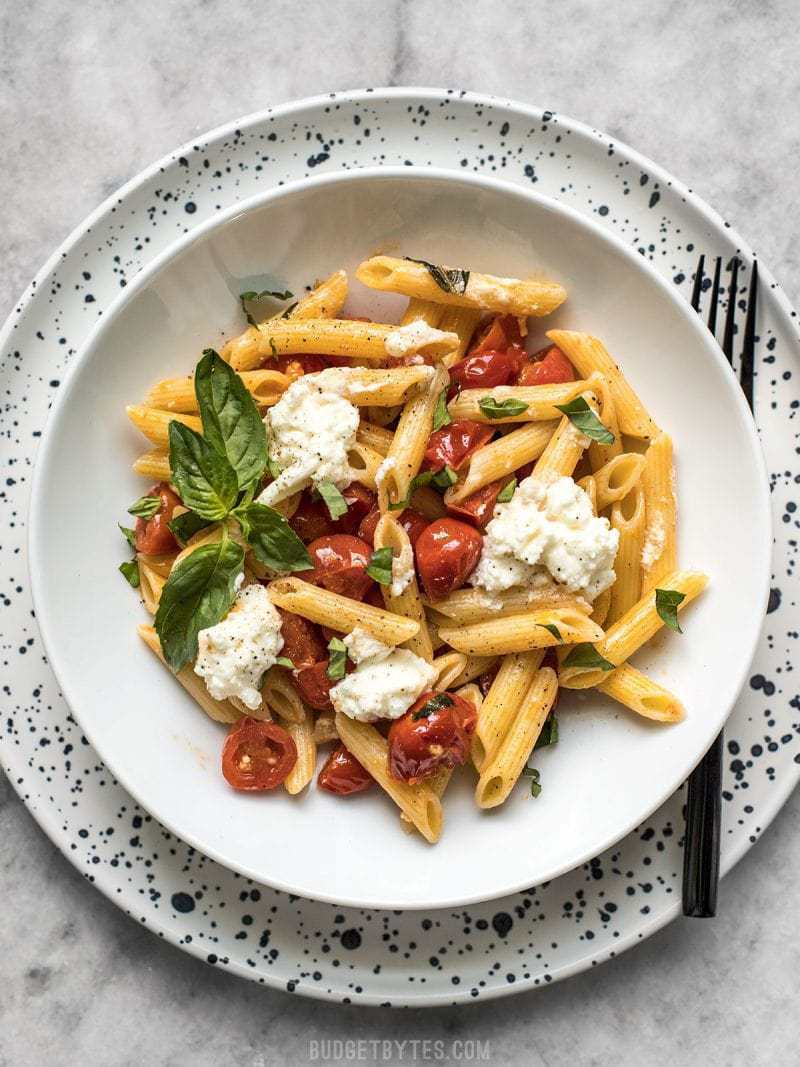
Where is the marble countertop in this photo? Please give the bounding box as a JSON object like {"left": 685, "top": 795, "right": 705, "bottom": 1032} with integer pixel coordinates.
{"left": 2, "top": 2, "right": 798, "bottom": 1064}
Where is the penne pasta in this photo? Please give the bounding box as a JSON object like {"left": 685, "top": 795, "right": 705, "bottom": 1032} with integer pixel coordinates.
{"left": 641, "top": 432, "right": 678, "bottom": 593}
{"left": 608, "top": 485, "right": 646, "bottom": 624}
{"left": 145, "top": 369, "right": 290, "bottom": 413}
{"left": 427, "top": 585, "right": 591, "bottom": 626}
{"left": 356, "top": 421, "right": 393, "bottom": 456}
{"left": 266, "top": 577, "right": 420, "bottom": 645}
{"left": 447, "top": 379, "right": 593, "bottom": 424}
{"left": 451, "top": 653, "right": 498, "bottom": 689}
{"left": 437, "top": 306, "right": 482, "bottom": 365}
{"left": 261, "top": 668, "right": 305, "bottom": 723}
{"left": 586, "top": 372, "right": 622, "bottom": 470}
{"left": 313, "top": 710, "right": 339, "bottom": 745}
{"left": 532, "top": 411, "right": 592, "bottom": 482}
{"left": 472, "top": 650, "right": 543, "bottom": 771}
{"left": 432, "top": 651, "right": 469, "bottom": 691}
{"left": 439, "top": 607, "right": 605, "bottom": 657}
{"left": 374, "top": 513, "right": 433, "bottom": 661}
{"left": 138, "top": 624, "right": 241, "bottom": 725}
{"left": 579, "top": 452, "right": 645, "bottom": 512}
{"left": 133, "top": 449, "right": 171, "bottom": 480}
{"left": 598, "top": 663, "right": 685, "bottom": 723}
{"left": 445, "top": 421, "right": 558, "bottom": 504}
{"left": 137, "top": 559, "right": 165, "bottom": 615}
{"left": 126, "top": 406, "right": 201, "bottom": 449}
{"left": 283, "top": 708, "right": 317, "bottom": 794}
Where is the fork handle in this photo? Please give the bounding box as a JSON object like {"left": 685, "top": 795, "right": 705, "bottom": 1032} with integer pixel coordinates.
{"left": 682, "top": 731, "right": 723, "bottom": 916}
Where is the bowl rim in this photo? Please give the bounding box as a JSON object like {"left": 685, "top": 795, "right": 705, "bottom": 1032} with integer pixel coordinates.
{"left": 28, "top": 163, "right": 772, "bottom": 909}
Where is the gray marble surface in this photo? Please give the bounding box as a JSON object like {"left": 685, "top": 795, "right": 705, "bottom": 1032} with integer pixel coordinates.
{"left": 2, "top": 2, "right": 799, "bottom": 1064}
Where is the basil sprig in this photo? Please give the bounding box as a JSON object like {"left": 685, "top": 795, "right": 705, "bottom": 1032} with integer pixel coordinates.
{"left": 561, "top": 643, "right": 615, "bottom": 671}
{"left": 119, "top": 560, "right": 140, "bottom": 588}
{"left": 538, "top": 622, "right": 563, "bottom": 642}
{"left": 432, "top": 389, "right": 452, "bottom": 431}
{"left": 366, "top": 546, "right": 393, "bottom": 585}
{"left": 655, "top": 588, "right": 686, "bottom": 633}
{"left": 554, "top": 396, "right": 615, "bottom": 444}
{"left": 168, "top": 421, "right": 239, "bottom": 520}
{"left": 195, "top": 349, "right": 268, "bottom": 490}
{"left": 412, "top": 693, "right": 454, "bottom": 720}
{"left": 240, "top": 287, "right": 294, "bottom": 326}
{"left": 168, "top": 511, "right": 213, "bottom": 547}
{"left": 478, "top": 396, "right": 529, "bottom": 420}
{"left": 315, "top": 480, "right": 349, "bottom": 521}
{"left": 154, "top": 539, "right": 245, "bottom": 671}
{"left": 233, "top": 502, "right": 312, "bottom": 573}
{"left": 387, "top": 464, "right": 457, "bottom": 511}
{"left": 535, "top": 712, "right": 559, "bottom": 750}
{"left": 326, "top": 637, "right": 348, "bottom": 680}
{"left": 128, "top": 495, "right": 161, "bottom": 519}
{"left": 118, "top": 524, "right": 137, "bottom": 549}
{"left": 404, "top": 257, "right": 470, "bottom": 295}
{"left": 496, "top": 477, "right": 516, "bottom": 503}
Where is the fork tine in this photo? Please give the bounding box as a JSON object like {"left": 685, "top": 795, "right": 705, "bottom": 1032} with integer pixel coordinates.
{"left": 707, "top": 257, "right": 722, "bottom": 336}
{"left": 722, "top": 257, "right": 740, "bottom": 364}
{"left": 690, "top": 254, "right": 705, "bottom": 312}
{"left": 739, "top": 261, "right": 758, "bottom": 411}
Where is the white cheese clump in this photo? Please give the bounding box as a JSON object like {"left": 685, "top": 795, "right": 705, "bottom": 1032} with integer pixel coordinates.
{"left": 390, "top": 539, "right": 415, "bottom": 598}
{"left": 194, "top": 584, "right": 284, "bottom": 710}
{"left": 258, "top": 368, "right": 359, "bottom": 506}
{"left": 331, "top": 628, "right": 437, "bottom": 722}
{"left": 384, "top": 320, "right": 456, "bottom": 359}
{"left": 470, "top": 475, "right": 619, "bottom": 601}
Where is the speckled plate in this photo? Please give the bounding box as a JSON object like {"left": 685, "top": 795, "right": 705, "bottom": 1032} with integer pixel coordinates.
{"left": 3, "top": 88, "right": 798, "bottom": 1005}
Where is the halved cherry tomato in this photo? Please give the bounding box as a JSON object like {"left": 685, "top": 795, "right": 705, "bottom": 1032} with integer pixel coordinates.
{"left": 423, "top": 420, "right": 494, "bottom": 473}
{"left": 294, "top": 659, "right": 353, "bottom": 712}
{"left": 133, "top": 482, "right": 182, "bottom": 555}
{"left": 289, "top": 484, "right": 376, "bottom": 543}
{"left": 271, "top": 353, "right": 330, "bottom": 378}
{"left": 317, "top": 744, "right": 374, "bottom": 795}
{"left": 447, "top": 480, "right": 504, "bottom": 530}
{"left": 357, "top": 505, "right": 429, "bottom": 549}
{"left": 448, "top": 348, "right": 522, "bottom": 392}
{"left": 278, "top": 609, "right": 327, "bottom": 669}
{"left": 221, "top": 718, "right": 297, "bottom": 791}
{"left": 307, "top": 534, "right": 374, "bottom": 600}
{"left": 469, "top": 314, "right": 523, "bottom": 356}
{"left": 388, "top": 690, "right": 478, "bottom": 784}
{"left": 516, "top": 344, "right": 575, "bottom": 386}
{"left": 414, "top": 518, "right": 483, "bottom": 600}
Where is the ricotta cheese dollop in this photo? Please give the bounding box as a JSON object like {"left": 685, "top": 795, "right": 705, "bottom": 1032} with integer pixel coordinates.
{"left": 258, "top": 369, "right": 359, "bottom": 506}
{"left": 470, "top": 475, "right": 619, "bottom": 601}
{"left": 194, "top": 583, "right": 284, "bottom": 709}
{"left": 331, "top": 627, "right": 437, "bottom": 722}
{"left": 384, "top": 320, "right": 456, "bottom": 359}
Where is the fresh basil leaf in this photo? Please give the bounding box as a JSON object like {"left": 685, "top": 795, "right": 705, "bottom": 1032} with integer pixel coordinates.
{"left": 431, "top": 465, "right": 458, "bottom": 490}
{"left": 240, "top": 288, "right": 294, "bottom": 326}
{"left": 387, "top": 469, "right": 436, "bottom": 511}
{"left": 326, "top": 637, "right": 348, "bottom": 680}
{"left": 404, "top": 257, "right": 470, "bottom": 295}
{"left": 655, "top": 588, "right": 686, "bottom": 633}
{"left": 275, "top": 656, "right": 295, "bottom": 669}
{"left": 478, "top": 396, "right": 529, "bottom": 420}
{"left": 281, "top": 301, "right": 298, "bottom": 319}
{"left": 366, "top": 546, "right": 393, "bottom": 585}
{"left": 268, "top": 337, "right": 278, "bottom": 358}
{"left": 168, "top": 510, "right": 213, "bottom": 547}
{"left": 168, "top": 421, "right": 239, "bottom": 520}
{"left": 412, "top": 692, "right": 454, "bottom": 721}
{"left": 554, "top": 396, "right": 615, "bottom": 444}
{"left": 561, "top": 643, "right": 615, "bottom": 671}
{"left": 432, "top": 389, "right": 452, "bottom": 432}
{"left": 119, "top": 524, "right": 137, "bottom": 549}
{"left": 234, "top": 502, "right": 313, "bottom": 573}
{"left": 119, "top": 560, "right": 140, "bottom": 588}
{"left": 522, "top": 764, "right": 542, "bottom": 797}
{"left": 194, "top": 349, "right": 268, "bottom": 490}
{"left": 315, "top": 480, "right": 349, "bottom": 520}
{"left": 538, "top": 623, "right": 563, "bottom": 642}
{"left": 154, "top": 539, "right": 244, "bottom": 671}
{"left": 128, "top": 495, "right": 161, "bottom": 519}
{"left": 496, "top": 477, "right": 517, "bottom": 503}
{"left": 535, "top": 712, "right": 559, "bottom": 750}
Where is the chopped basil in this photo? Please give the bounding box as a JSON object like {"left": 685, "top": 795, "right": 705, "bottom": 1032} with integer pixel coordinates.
{"left": 119, "top": 560, "right": 140, "bottom": 588}
{"left": 561, "top": 643, "right": 615, "bottom": 671}
{"left": 522, "top": 764, "right": 543, "bottom": 797}
{"left": 167, "top": 510, "right": 213, "bottom": 547}
{"left": 118, "top": 524, "right": 137, "bottom": 549}
{"left": 240, "top": 288, "right": 294, "bottom": 326}
{"left": 496, "top": 477, "right": 517, "bottom": 503}
{"left": 478, "top": 396, "right": 529, "bottom": 420}
{"left": 387, "top": 469, "right": 435, "bottom": 511}
{"left": 275, "top": 656, "right": 295, "bottom": 669}
{"left": 412, "top": 692, "right": 454, "bottom": 720}
{"left": 538, "top": 622, "right": 563, "bottom": 642}
{"left": 127, "top": 495, "right": 161, "bottom": 519}
{"left": 154, "top": 539, "right": 244, "bottom": 671}
{"left": 315, "top": 480, "right": 349, "bottom": 521}
{"left": 233, "top": 502, "right": 313, "bottom": 573}
{"left": 269, "top": 337, "right": 278, "bottom": 358}
{"left": 431, "top": 465, "right": 458, "bottom": 490}
{"left": 554, "top": 396, "right": 615, "bottom": 444}
{"left": 535, "top": 712, "right": 559, "bottom": 750}
{"left": 167, "top": 421, "right": 239, "bottom": 521}
{"left": 432, "top": 389, "right": 452, "bottom": 431}
{"left": 404, "top": 257, "right": 470, "bottom": 295}
{"left": 366, "top": 546, "right": 393, "bottom": 585}
{"left": 655, "top": 587, "right": 686, "bottom": 633}
{"left": 280, "top": 301, "right": 298, "bottom": 319}
{"left": 326, "top": 637, "right": 348, "bottom": 680}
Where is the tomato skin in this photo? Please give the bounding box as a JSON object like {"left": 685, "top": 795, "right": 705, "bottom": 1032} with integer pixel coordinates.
{"left": 289, "top": 484, "right": 376, "bottom": 543}
{"left": 469, "top": 314, "right": 523, "bottom": 356}
{"left": 516, "top": 344, "right": 575, "bottom": 386}
{"left": 278, "top": 609, "right": 327, "bottom": 669}
{"left": 449, "top": 349, "right": 522, "bottom": 392}
{"left": 294, "top": 660, "right": 337, "bottom": 712}
{"left": 388, "top": 691, "right": 478, "bottom": 784}
{"left": 133, "top": 482, "right": 182, "bottom": 555}
{"left": 414, "top": 518, "right": 483, "bottom": 600}
{"left": 317, "top": 744, "right": 374, "bottom": 795}
{"left": 447, "top": 480, "right": 504, "bottom": 530}
{"left": 221, "top": 718, "right": 297, "bottom": 791}
{"left": 423, "top": 420, "right": 494, "bottom": 473}
{"left": 357, "top": 505, "right": 428, "bottom": 549}
{"left": 307, "top": 534, "right": 374, "bottom": 600}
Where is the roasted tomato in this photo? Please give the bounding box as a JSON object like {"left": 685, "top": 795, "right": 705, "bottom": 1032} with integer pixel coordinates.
{"left": 469, "top": 313, "right": 523, "bottom": 356}
{"left": 317, "top": 744, "right": 374, "bottom": 795}
{"left": 516, "top": 344, "right": 575, "bottom": 386}
{"left": 294, "top": 660, "right": 338, "bottom": 712}
{"left": 278, "top": 609, "right": 327, "bottom": 669}
{"left": 221, "top": 718, "right": 297, "bottom": 791}
{"left": 447, "top": 480, "right": 504, "bottom": 530}
{"left": 271, "top": 353, "right": 330, "bottom": 378}
{"left": 133, "top": 482, "right": 182, "bottom": 555}
{"left": 289, "top": 484, "right": 376, "bottom": 543}
{"left": 414, "top": 518, "right": 483, "bottom": 600}
{"left": 307, "top": 534, "right": 374, "bottom": 599}
{"left": 388, "top": 691, "right": 478, "bottom": 784}
{"left": 357, "top": 505, "right": 429, "bottom": 548}
{"left": 448, "top": 348, "right": 522, "bottom": 392}
{"left": 423, "top": 420, "right": 494, "bottom": 473}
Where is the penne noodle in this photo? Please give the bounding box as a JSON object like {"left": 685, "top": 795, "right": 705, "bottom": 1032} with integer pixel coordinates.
{"left": 579, "top": 452, "right": 645, "bottom": 512}
{"left": 313, "top": 710, "right": 339, "bottom": 745}
{"left": 374, "top": 514, "right": 433, "bottom": 662}
{"left": 261, "top": 668, "right": 305, "bottom": 724}
{"left": 347, "top": 441, "right": 385, "bottom": 492}
{"left": 532, "top": 410, "right": 593, "bottom": 482}
{"left": 339, "top": 365, "right": 437, "bottom": 406}
{"left": 266, "top": 577, "right": 420, "bottom": 645}
{"left": 591, "top": 587, "right": 612, "bottom": 628}
{"left": 427, "top": 586, "right": 591, "bottom": 626}
{"left": 284, "top": 708, "right": 317, "bottom": 794}
{"left": 356, "top": 421, "right": 393, "bottom": 456}
{"left": 447, "top": 379, "right": 593, "bottom": 424}
{"left": 133, "top": 449, "right": 171, "bottom": 480}
{"left": 439, "top": 607, "right": 605, "bottom": 657}
{"left": 451, "top": 654, "right": 498, "bottom": 689}
{"left": 445, "top": 421, "right": 558, "bottom": 504}
{"left": 455, "top": 682, "right": 484, "bottom": 714}
{"left": 137, "top": 560, "right": 165, "bottom": 615}
{"left": 436, "top": 306, "right": 482, "bottom": 365}
{"left": 586, "top": 372, "right": 622, "bottom": 469}
{"left": 472, "top": 650, "right": 543, "bottom": 771}
{"left": 401, "top": 298, "right": 443, "bottom": 328}
{"left": 126, "top": 406, "right": 201, "bottom": 449}
{"left": 144, "top": 369, "right": 290, "bottom": 413}
{"left": 598, "top": 663, "right": 685, "bottom": 723}
{"left": 641, "top": 432, "right": 678, "bottom": 593}
{"left": 432, "top": 651, "right": 469, "bottom": 691}
{"left": 580, "top": 473, "right": 598, "bottom": 513}
{"left": 608, "top": 485, "right": 646, "bottom": 625}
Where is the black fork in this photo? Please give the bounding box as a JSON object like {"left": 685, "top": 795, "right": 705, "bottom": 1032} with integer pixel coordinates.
{"left": 682, "top": 254, "right": 758, "bottom": 917}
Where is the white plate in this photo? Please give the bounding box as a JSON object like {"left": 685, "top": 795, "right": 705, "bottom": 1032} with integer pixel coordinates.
{"left": 28, "top": 165, "right": 770, "bottom": 910}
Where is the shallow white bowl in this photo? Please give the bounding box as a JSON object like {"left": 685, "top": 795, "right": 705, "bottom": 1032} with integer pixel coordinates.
{"left": 29, "top": 167, "right": 770, "bottom": 909}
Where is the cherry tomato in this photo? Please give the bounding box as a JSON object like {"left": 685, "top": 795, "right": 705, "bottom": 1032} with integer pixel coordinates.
{"left": 271, "top": 353, "right": 330, "bottom": 378}
{"left": 307, "top": 534, "right": 374, "bottom": 600}
{"left": 317, "top": 744, "right": 374, "bottom": 795}
{"left": 357, "top": 506, "right": 429, "bottom": 548}
{"left": 289, "top": 483, "right": 376, "bottom": 543}
{"left": 388, "top": 691, "right": 478, "bottom": 784}
{"left": 133, "top": 482, "right": 182, "bottom": 555}
{"left": 423, "top": 420, "right": 494, "bottom": 473}
{"left": 469, "top": 314, "right": 523, "bottom": 356}
{"left": 293, "top": 659, "right": 353, "bottom": 712}
{"left": 516, "top": 344, "right": 575, "bottom": 386}
{"left": 447, "top": 479, "right": 504, "bottom": 530}
{"left": 414, "top": 518, "right": 483, "bottom": 600}
{"left": 448, "top": 348, "right": 522, "bottom": 392}
{"left": 221, "top": 718, "right": 297, "bottom": 791}
{"left": 278, "top": 609, "right": 327, "bottom": 669}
